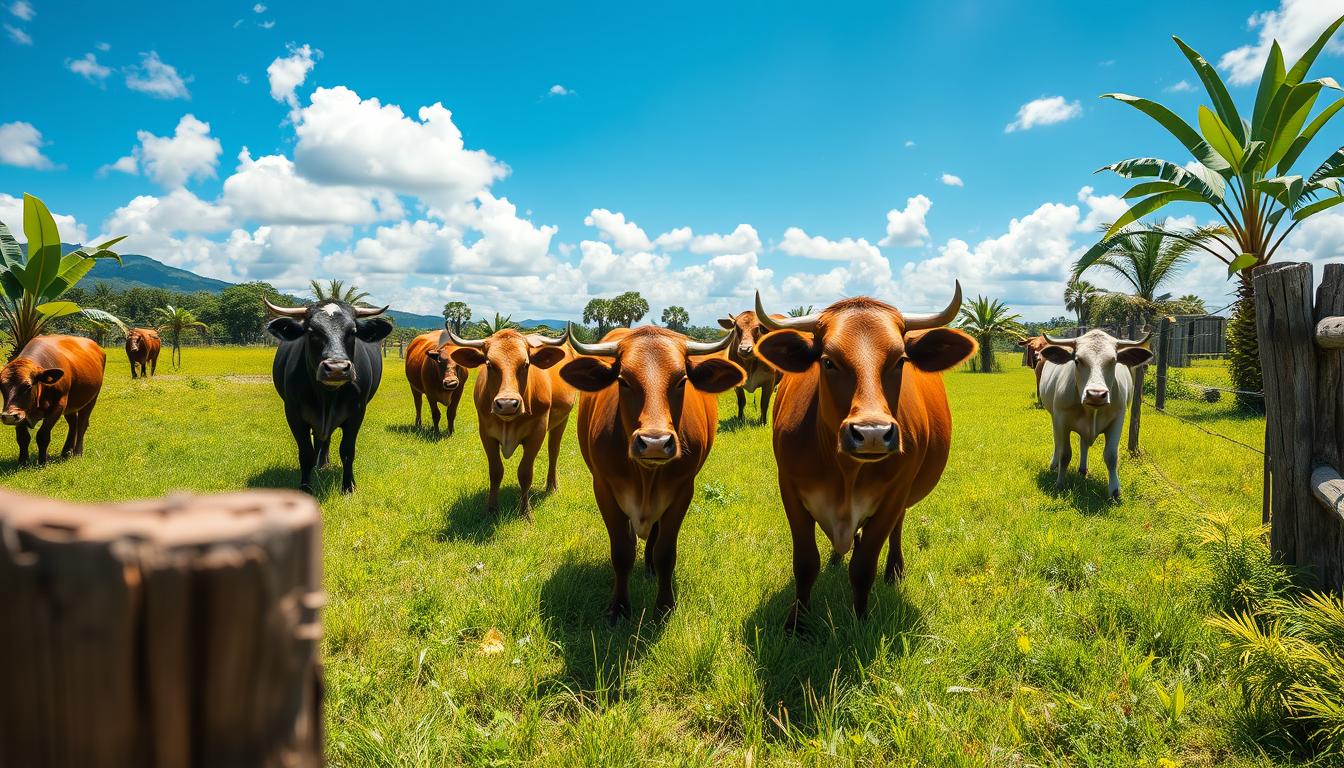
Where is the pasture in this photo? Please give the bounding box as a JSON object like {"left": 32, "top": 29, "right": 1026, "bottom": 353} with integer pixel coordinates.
{"left": 0, "top": 347, "right": 1274, "bottom": 766}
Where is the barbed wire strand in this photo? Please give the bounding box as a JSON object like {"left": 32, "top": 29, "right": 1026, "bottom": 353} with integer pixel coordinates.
{"left": 1142, "top": 397, "right": 1265, "bottom": 455}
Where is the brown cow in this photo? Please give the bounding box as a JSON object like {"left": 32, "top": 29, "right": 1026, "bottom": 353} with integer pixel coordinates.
{"left": 448, "top": 328, "right": 576, "bottom": 519}
{"left": 753, "top": 285, "right": 975, "bottom": 631}
{"left": 1016, "top": 334, "right": 1049, "bottom": 391}
{"left": 717, "top": 310, "right": 784, "bottom": 424}
{"left": 405, "top": 330, "right": 468, "bottom": 435}
{"left": 125, "top": 328, "right": 161, "bottom": 378}
{"left": 560, "top": 326, "right": 744, "bottom": 622}
{"left": 0, "top": 335, "right": 106, "bottom": 465}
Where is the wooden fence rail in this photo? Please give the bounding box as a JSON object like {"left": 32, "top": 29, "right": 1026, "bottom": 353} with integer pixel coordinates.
{"left": 0, "top": 489, "right": 325, "bottom": 767}
{"left": 1256, "top": 261, "right": 1344, "bottom": 591}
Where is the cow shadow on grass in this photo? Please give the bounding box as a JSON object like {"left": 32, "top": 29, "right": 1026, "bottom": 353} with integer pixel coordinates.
{"left": 742, "top": 558, "right": 925, "bottom": 739}
{"left": 244, "top": 464, "right": 339, "bottom": 503}
{"left": 717, "top": 415, "right": 767, "bottom": 434}
{"left": 1034, "top": 469, "right": 1115, "bottom": 515}
{"left": 537, "top": 556, "right": 667, "bottom": 696}
{"left": 435, "top": 486, "right": 553, "bottom": 543}
{"left": 384, "top": 424, "right": 451, "bottom": 443}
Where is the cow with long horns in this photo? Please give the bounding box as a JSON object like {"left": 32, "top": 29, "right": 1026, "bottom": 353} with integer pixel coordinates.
{"left": 717, "top": 310, "right": 784, "bottom": 424}
{"left": 405, "top": 330, "right": 468, "bottom": 435}
{"left": 1037, "top": 329, "right": 1153, "bottom": 498}
{"left": 447, "top": 327, "right": 576, "bottom": 519}
{"left": 560, "top": 325, "right": 745, "bottom": 622}
{"left": 265, "top": 298, "right": 393, "bottom": 494}
{"left": 752, "top": 285, "right": 976, "bottom": 631}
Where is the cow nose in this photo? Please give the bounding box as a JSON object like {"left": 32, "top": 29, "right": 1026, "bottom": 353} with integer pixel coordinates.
{"left": 0, "top": 412, "right": 20, "bottom": 426}
{"left": 1083, "top": 387, "right": 1109, "bottom": 405}
{"left": 738, "top": 344, "right": 754, "bottom": 357}
{"left": 493, "top": 397, "right": 521, "bottom": 415}
{"left": 442, "top": 379, "right": 459, "bottom": 390}
{"left": 631, "top": 430, "right": 677, "bottom": 461}
{"left": 320, "top": 359, "right": 352, "bottom": 376}
{"left": 842, "top": 421, "right": 899, "bottom": 456}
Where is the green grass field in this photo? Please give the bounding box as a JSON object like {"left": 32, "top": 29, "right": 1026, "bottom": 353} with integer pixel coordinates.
{"left": 0, "top": 347, "right": 1281, "bottom": 766}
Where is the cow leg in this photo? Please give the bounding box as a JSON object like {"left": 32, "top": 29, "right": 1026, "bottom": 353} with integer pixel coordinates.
{"left": 516, "top": 430, "right": 546, "bottom": 520}
{"left": 150, "top": 356, "right": 156, "bottom": 376}
{"left": 1078, "top": 433, "right": 1096, "bottom": 478}
{"left": 75, "top": 397, "right": 97, "bottom": 455}
{"left": 1051, "top": 415, "right": 1072, "bottom": 489}
{"left": 130, "top": 362, "right": 138, "bottom": 380}
{"left": 60, "top": 412, "right": 78, "bottom": 457}
{"left": 849, "top": 520, "right": 889, "bottom": 620}
{"left": 288, "top": 417, "right": 317, "bottom": 493}
{"left": 735, "top": 387, "right": 746, "bottom": 421}
{"left": 544, "top": 420, "right": 566, "bottom": 492}
{"left": 758, "top": 381, "right": 773, "bottom": 425}
{"left": 413, "top": 390, "right": 423, "bottom": 429}
{"left": 783, "top": 494, "right": 820, "bottom": 634}
{"left": 429, "top": 399, "right": 442, "bottom": 435}
{"left": 482, "top": 434, "right": 504, "bottom": 514}
{"left": 15, "top": 424, "right": 30, "bottom": 465}
{"left": 1103, "top": 418, "right": 1123, "bottom": 499}
{"left": 596, "top": 482, "right": 635, "bottom": 624}
{"left": 34, "top": 416, "right": 56, "bottom": 465}
{"left": 315, "top": 433, "right": 331, "bottom": 469}
{"left": 445, "top": 390, "right": 460, "bottom": 436}
{"left": 338, "top": 414, "right": 364, "bottom": 494}
{"left": 884, "top": 518, "right": 906, "bottom": 584}
{"left": 652, "top": 491, "right": 692, "bottom": 615}
{"left": 644, "top": 522, "right": 659, "bottom": 576}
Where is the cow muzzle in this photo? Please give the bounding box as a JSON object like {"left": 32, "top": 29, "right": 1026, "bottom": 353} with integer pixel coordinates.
{"left": 441, "top": 378, "right": 460, "bottom": 391}
{"left": 318, "top": 359, "right": 353, "bottom": 388}
{"left": 1082, "top": 388, "right": 1110, "bottom": 408}
{"left": 737, "top": 343, "right": 755, "bottom": 359}
{"left": 492, "top": 397, "right": 522, "bottom": 419}
{"left": 0, "top": 410, "right": 24, "bottom": 426}
{"left": 630, "top": 429, "right": 677, "bottom": 465}
{"left": 840, "top": 420, "right": 901, "bottom": 459}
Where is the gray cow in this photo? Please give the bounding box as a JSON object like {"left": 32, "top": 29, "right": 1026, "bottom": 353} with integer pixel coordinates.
{"left": 1038, "top": 329, "right": 1153, "bottom": 498}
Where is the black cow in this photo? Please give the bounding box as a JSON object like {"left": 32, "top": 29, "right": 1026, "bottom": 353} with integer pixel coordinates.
{"left": 265, "top": 298, "right": 393, "bottom": 493}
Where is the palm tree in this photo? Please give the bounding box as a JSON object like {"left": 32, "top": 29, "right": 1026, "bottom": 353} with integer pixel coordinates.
{"left": 660, "top": 305, "right": 690, "bottom": 332}
{"left": 788, "top": 305, "right": 814, "bottom": 317}
{"left": 957, "top": 296, "right": 1024, "bottom": 373}
{"left": 153, "top": 305, "right": 209, "bottom": 367}
{"left": 476, "top": 312, "right": 519, "bottom": 336}
{"left": 1077, "top": 225, "right": 1227, "bottom": 327}
{"left": 1063, "top": 279, "right": 1101, "bottom": 327}
{"left": 309, "top": 279, "right": 370, "bottom": 306}
{"left": 442, "top": 301, "right": 472, "bottom": 333}
{"left": 1078, "top": 15, "right": 1344, "bottom": 407}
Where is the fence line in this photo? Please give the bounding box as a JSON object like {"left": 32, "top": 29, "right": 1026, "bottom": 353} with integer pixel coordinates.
{"left": 1141, "top": 396, "right": 1264, "bottom": 455}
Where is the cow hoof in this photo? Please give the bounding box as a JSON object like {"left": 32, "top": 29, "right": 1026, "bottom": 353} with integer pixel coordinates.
{"left": 606, "top": 602, "right": 631, "bottom": 626}
{"left": 784, "top": 603, "right": 807, "bottom": 635}
{"left": 342, "top": 484, "right": 355, "bottom": 495}
{"left": 519, "top": 508, "right": 534, "bottom": 522}
{"left": 884, "top": 567, "right": 904, "bottom": 585}
{"left": 829, "top": 551, "right": 844, "bottom": 566}
{"left": 655, "top": 601, "right": 675, "bottom": 619}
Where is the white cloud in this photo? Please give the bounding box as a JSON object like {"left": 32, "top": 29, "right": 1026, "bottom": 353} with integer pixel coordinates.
{"left": 879, "top": 194, "right": 932, "bottom": 247}
{"left": 1165, "top": 80, "right": 1194, "bottom": 93}
{"left": 104, "top": 190, "right": 233, "bottom": 236}
{"left": 940, "top": 173, "right": 964, "bottom": 187}
{"left": 547, "top": 84, "right": 573, "bottom": 97}
{"left": 107, "top": 114, "right": 222, "bottom": 188}
{"left": 1005, "top": 96, "right": 1083, "bottom": 133}
{"left": 779, "top": 227, "right": 881, "bottom": 262}
{"left": 1076, "top": 185, "right": 1129, "bottom": 233}
{"left": 258, "top": 19, "right": 275, "bottom": 30}
{"left": 904, "top": 140, "right": 915, "bottom": 148}
{"left": 222, "top": 148, "right": 403, "bottom": 226}
{"left": 293, "top": 85, "right": 506, "bottom": 210}
{"left": 253, "top": 2, "right": 267, "bottom": 11}
{"left": 1220, "top": 0, "right": 1344, "bottom": 86}
{"left": 0, "top": 121, "right": 55, "bottom": 170}
{"left": 100, "top": 155, "right": 138, "bottom": 176}
{"left": 583, "top": 208, "right": 652, "bottom": 252}
{"left": 5, "top": 23, "right": 30, "bottom": 45}
{"left": 68, "top": 52, "right": 111, "bottom": 82}
{"left": 0, "top": 194, "right": 88, "bottom": 244}
{"left": 653, "top": 226, "right": 693, "bottom": 251}
{"left": 267, "top": 43, "right": 320, "bottom": 110}
{"left": 125, "top": 51, "right": 192, "bottom": 99}
{"left": 689, "top": 223, "right": 760, "bottom": 254}
{"left": 8, "top": 1, "right": 32, "bottom": 20}
{"left": 237, "top": 73, "right": 250, "bottom": 85}
{"left": 95, "top": 41, "right": 110, "bottom": 52}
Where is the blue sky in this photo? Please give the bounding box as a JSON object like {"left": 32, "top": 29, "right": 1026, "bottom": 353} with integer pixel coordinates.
{"left": 3, "top": 0, "right": 1343, "bottom": 322}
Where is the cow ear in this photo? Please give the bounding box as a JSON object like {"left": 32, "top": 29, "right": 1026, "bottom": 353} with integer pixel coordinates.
{"left": 717, "top": 317, "right": 734, "bottom": 330}
{"left": 1014, "top": 338, "right": 1027, "bottom": 348}
{"left": 559, "top": 357, "right": 618, "bottom": 392}
{"left": 35, "top": 368, "right": 64, "bottom": 384}
{"left": 529, "top": 346, "right": 568, "bottom": 369}
{"left": 1117, "top": 346, "right": 1153, "bottom": 367}
{"left": 756, "top": 330, "right": 817, "bottom": 374}
{"left": 425, "top": 349, "right": 441, "bottom": 361}
{"left": 451, "top": 347, "right": 487, "bottom": 368}
{"left": 1040, "top": 345, "right": 1074, "bottom": 365}
{"left": 906, "top": 328, "right": 977, "bottom": 373}
{"left": 356, "top": 317, "right": 394, "bottom": 343}
{"left": 688, "top": 357, "right": 745, "bottom": 393}
{"left": 267, "top": 318, "right": 306, "bottom": 342}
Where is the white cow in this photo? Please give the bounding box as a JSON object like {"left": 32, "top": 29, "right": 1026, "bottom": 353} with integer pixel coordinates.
{"left": 1038, "top": 329, "right": 1153, "bottom": 498}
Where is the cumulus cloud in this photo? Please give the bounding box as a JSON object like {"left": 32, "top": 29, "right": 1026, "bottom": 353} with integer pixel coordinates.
{"left": 940, "top": 173, "right": 964, "bottom": 187}
{"left": 1005, "top": 96, "right": 1083, "bottom": 133}
{"left": 688, "top": 223, "right": 760, "bottom": 255}
{"left": 1076, "top": 185, "right": 1129, "bottom": 233}
{"left": 0, "top": 121, "right": 55, "bottom": 170}
{"left": 68, "top": 52, "right": 111, "bottom": 82}
{"left": 583, "top": 208, "right": 653, "bottom": 252}
{"left": 547, "top": 84, "right": 573, "bottom": 97}
{"left": 222, "top": 148, "right": 402, "bottom": 226}
{"left": 1165, "top": 80, "right": 1194, "bottom": 93}
{"left": 1220, "top": 0, "right": 1344, "bottom": 86}
{"left": 653, "top": 226, "right": 693, "bottom": 251}
{"left": 0, "top": 193, "right": 87, "bottom": 244}
{"left": 879, "top": 194, "right": 932, "bottom": 247}
{"left": 267, "top": 42, "right": 319, "bottom": 109}
{"left": 779, "top": 227, "right": 882, "bottom": 262}
{"left": 105, "top": 114, "right": 222, "bottom": 188}
{"left": 125, "top": 51, "right": 192, "bottom": 99}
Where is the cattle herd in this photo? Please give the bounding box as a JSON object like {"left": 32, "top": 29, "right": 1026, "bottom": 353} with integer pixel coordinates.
{"left": 0, "top": 283, "right": 1157, "bottom": 626}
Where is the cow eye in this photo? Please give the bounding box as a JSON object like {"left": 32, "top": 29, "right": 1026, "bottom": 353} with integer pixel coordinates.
{"left": 821, "top": 357, "right": 836, "bottom": 370}
{"left": 618, "top": 377, "right": 631, "bottom": 388}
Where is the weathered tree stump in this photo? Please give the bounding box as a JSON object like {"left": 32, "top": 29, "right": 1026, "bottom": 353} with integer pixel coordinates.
{"left": 0, "top": 489, "right": 324, "bottom": 767}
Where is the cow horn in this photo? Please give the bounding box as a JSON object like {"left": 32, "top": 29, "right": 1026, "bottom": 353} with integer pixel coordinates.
{"left": 446, "top": 328, "right": 487, "bottom": 349}
{"left": 1116, "top": 330, "right": 1153, "bottom": 348}
{"left": 755, "top": 291, "right": 819, "bottom": 332}
{"left": 685, "top": 331, "right": 734, "bottom": 356}
{"left": 263, "top": 299, "right": 307, "bottom": 318}
{"left": 901, "top": 281, "right": 963, "bottom": 330}
{"left": 1042, "top": 333, "right": 1077, "bottom": 348}
{"left": 354, "top": 304, "right": 389, "bottom": 318}
{"left": 567, "top": 322, "right": 619, "bottom": 357}
{"left": 530, "top": 328, "right": 569, "bottom": 347}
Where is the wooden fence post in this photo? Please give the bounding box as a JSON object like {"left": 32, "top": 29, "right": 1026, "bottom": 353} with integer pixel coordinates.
{"left": 1313, "top": 263, "right": 1344, "bottom": 589}
{"left": 1155, "top": 316, "right": 1173, "bottom": 411}
{"left": 0, "top": 490, "right": 324, "bottom": 767}
{"left": 1255, "top": 262, "right": 1317, "bottom": 571}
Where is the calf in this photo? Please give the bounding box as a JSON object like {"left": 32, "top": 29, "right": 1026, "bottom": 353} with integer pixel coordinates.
{"left": 448, "top": 328, "right": 576, "bottom": 519}
{"left": 0, "top": 335, "right": 106, "bottom": 464}
{"left": 266, "top": 299, "right": 393, "bottom": 494}
{"left": 753, "top": 285, "right": 975, "bottom": 630}
{"left": 717, "top": 310, "right": 783, "bottom": 424}
{"left": 405, "top": 330, "right": 468, "bottom": 435}
{"left": 560, "top": 326, "right": 744, "bottom": 622}
{"left": 125, "top": 328, "right": 161, "bottom": 378}
{"left": 1038, "top": 329, "right": 1153, "bottom": 498}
